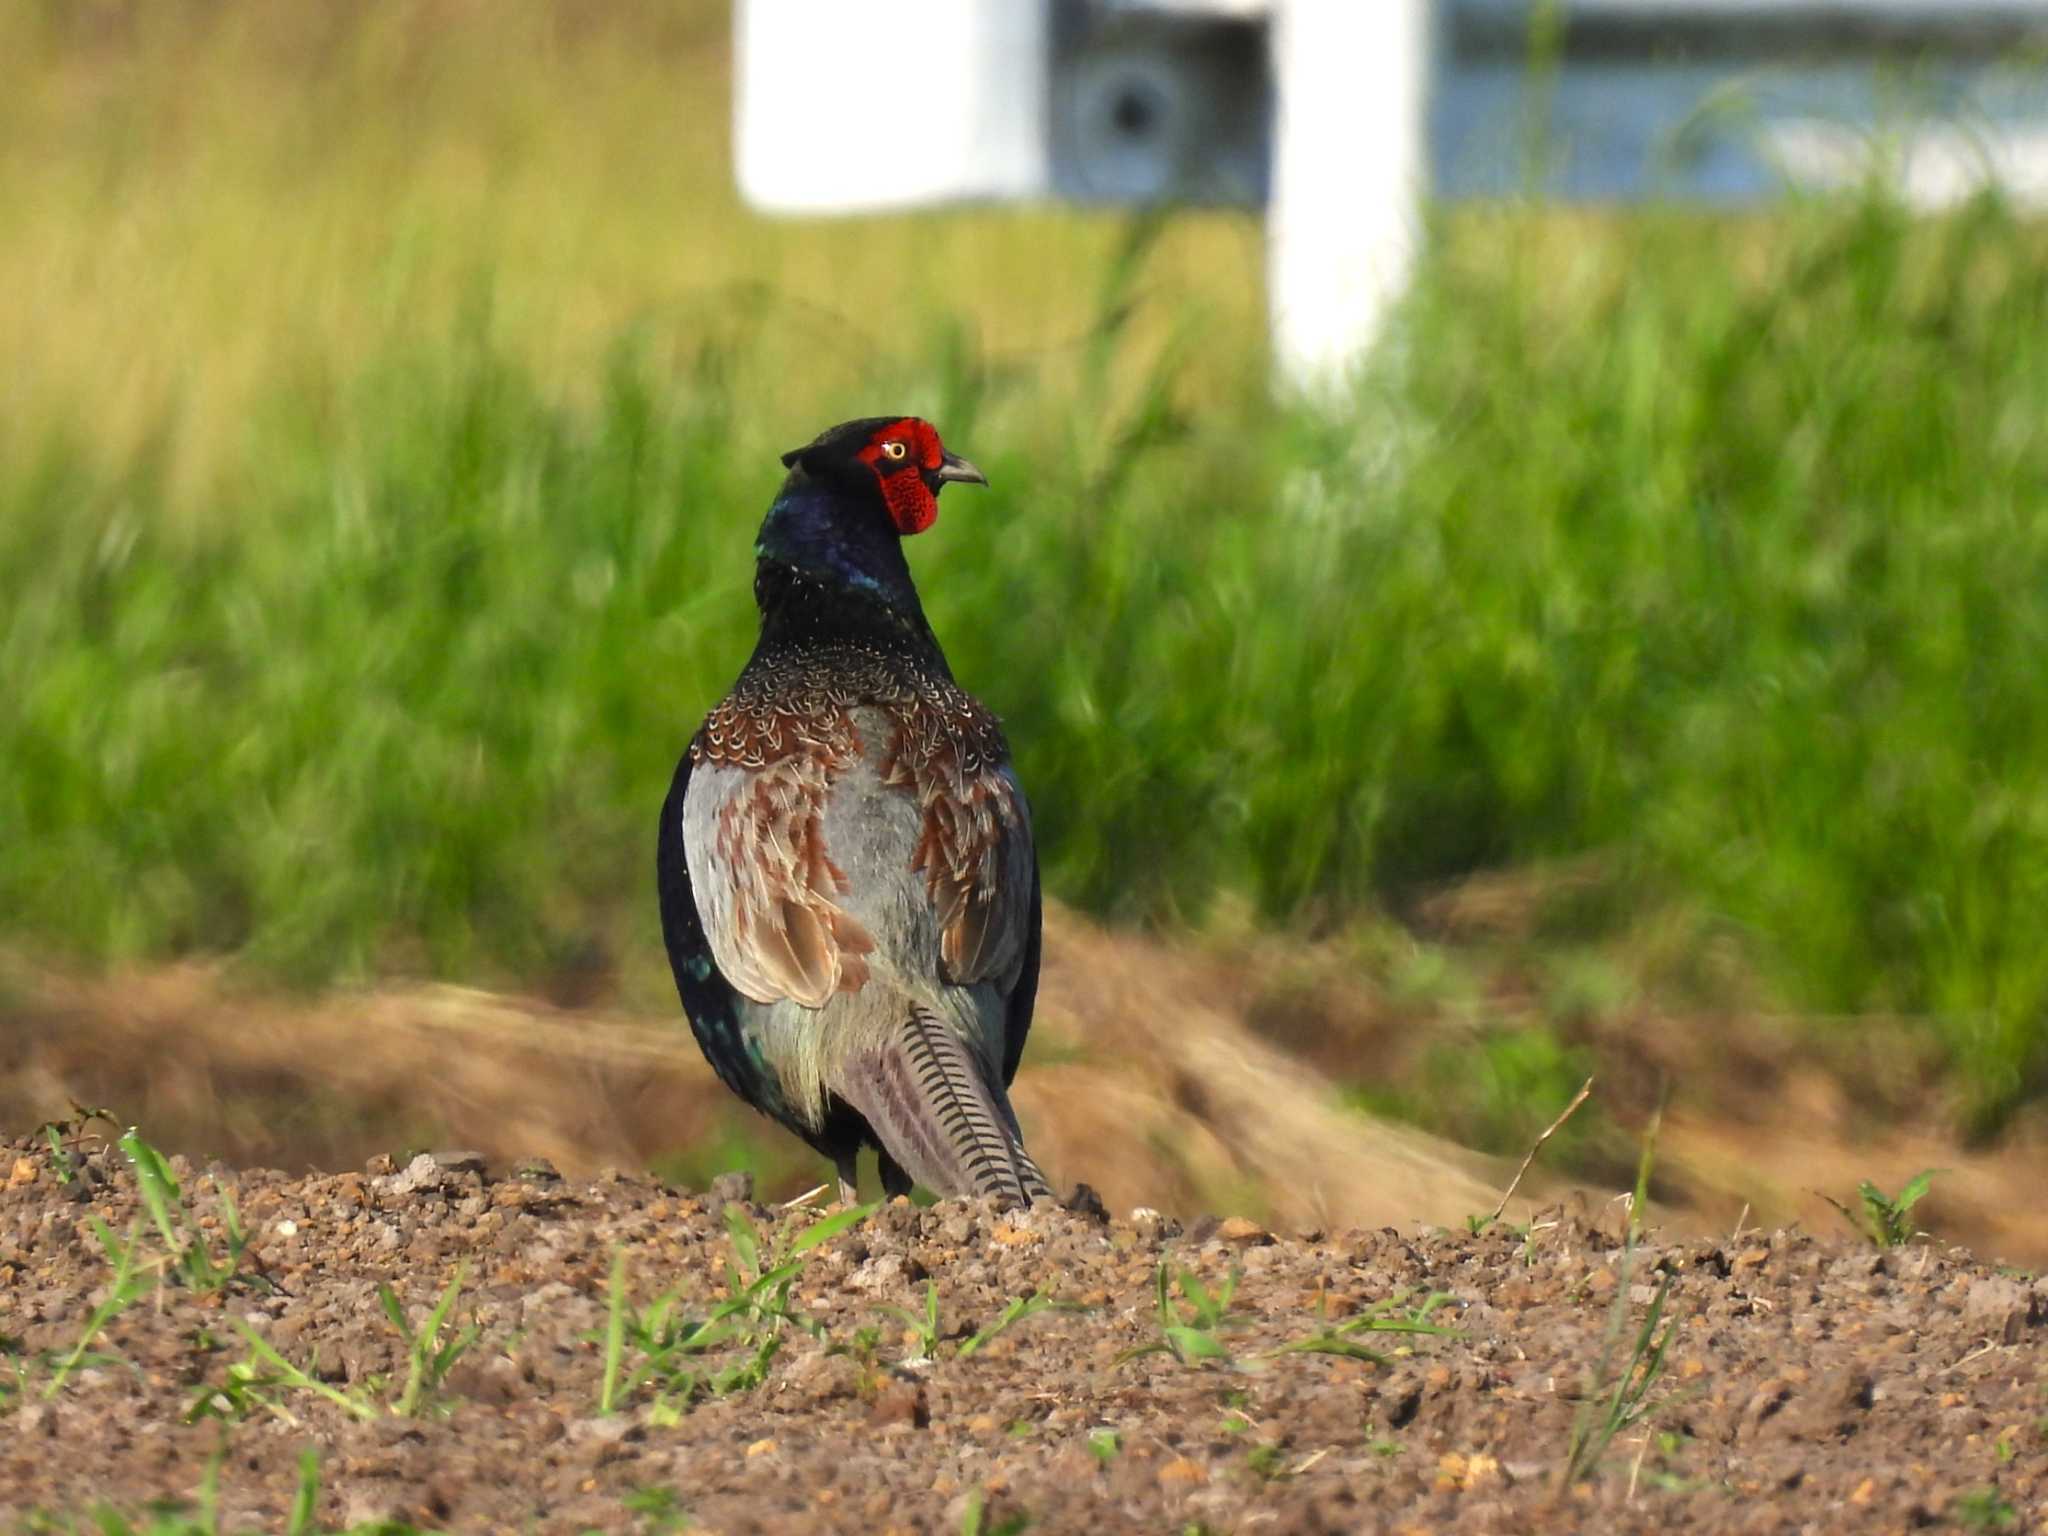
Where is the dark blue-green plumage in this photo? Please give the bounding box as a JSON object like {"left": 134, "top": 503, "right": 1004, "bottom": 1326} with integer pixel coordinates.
{"left": 655, "top": 416, "right": 1050, "bottom": 1203}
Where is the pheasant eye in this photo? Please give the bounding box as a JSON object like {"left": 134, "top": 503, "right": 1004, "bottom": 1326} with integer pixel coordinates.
{"left": 879, "top": 440, "right": 908, "bottom": 462}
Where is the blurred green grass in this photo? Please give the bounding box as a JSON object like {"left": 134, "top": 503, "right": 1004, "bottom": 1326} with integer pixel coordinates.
{"left": 4, "top": 2, "right": 2048, "bottom": 1129}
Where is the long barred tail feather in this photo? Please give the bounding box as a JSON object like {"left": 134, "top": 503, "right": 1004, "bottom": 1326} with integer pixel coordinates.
{"left": 834, "top": 1009, "right": 1050, "bottom": 1207}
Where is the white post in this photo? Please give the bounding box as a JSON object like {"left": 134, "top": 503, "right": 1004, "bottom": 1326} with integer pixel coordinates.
{"left": 1266, "top": 0, "right": 1430, "bottom": 394}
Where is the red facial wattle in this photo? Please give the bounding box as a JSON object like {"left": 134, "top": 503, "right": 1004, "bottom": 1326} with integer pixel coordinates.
{"left": 856, "top": 418, "right": 945, "bottom": 536}
{"left": 876, "top": 471, "right": 938, "bottom": 536}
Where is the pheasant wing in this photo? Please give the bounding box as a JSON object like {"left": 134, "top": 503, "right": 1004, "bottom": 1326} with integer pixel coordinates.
{"left": 676, "top": 734, "right": 876, "bottom": 1011}
{"left": 657, "top": 747, "right": 759, "bottom": 1105}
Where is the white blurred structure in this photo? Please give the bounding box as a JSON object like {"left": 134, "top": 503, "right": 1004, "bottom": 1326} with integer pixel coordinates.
{"left": 735, "top": 4, "right": 1054, "bottom": 209}
{"left": 736, "top": 0, "right": 2048, "bottom": 391}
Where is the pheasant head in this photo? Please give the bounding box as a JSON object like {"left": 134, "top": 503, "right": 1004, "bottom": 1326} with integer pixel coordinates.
{"left": 778, "top": 415, "right": 988, "bottom": 536}
{"left": 755, "top": 417, "right": 988, "bottom": 624}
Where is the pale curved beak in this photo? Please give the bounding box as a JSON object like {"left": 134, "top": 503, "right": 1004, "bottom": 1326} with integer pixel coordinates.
{"left": 934, "top": 451, "right": 989, "bottom": 489}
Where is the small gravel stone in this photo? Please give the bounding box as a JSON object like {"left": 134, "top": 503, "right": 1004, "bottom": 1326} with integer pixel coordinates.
{"left": 383, "top": 1153, "right": 442, "bottom": 1196}
{"left": 1961, "top": 1275, "right": 2037, "bottom": 1342}
{"left": 565, "top": 1417, "right": 630, "bottom": 1445}
{"left": 867, "top": 1381, "right": 926, "bottom": 1429}
{"left": 848, "top": 1253, "right": 908, "bottom": 1293}
{"left": 1061, "top": 1183, "right": 1109, "bottom": 1223}
{"left": 1130, "top": 1207, "right": 1179, "bottom": 1246}
{"left": 938, "top": 1210, "right": 976, "bottom": 1246}
{"left": 707, "top": 1170, "right": 755, "bottom": 1212}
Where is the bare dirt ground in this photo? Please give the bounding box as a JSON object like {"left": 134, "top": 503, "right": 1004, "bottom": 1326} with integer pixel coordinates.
{"left": 7, "top": 900, "right": 2048, "bottom": 1529}
{"left": 7, "top": 902, "right": 2048, "bottom": 1266}
{"left": 2, "top": 1130, "right": 2045, "bottom": 1533}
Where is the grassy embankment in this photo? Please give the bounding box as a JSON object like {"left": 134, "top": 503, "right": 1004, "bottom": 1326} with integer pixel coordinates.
{"left": 4, "top": 2, "right": 2047, "bottom": 1148}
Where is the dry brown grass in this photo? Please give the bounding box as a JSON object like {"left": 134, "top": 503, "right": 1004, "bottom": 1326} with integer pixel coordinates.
{"left": 0, "top": 0, "right": 1266, "bottom": 513}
